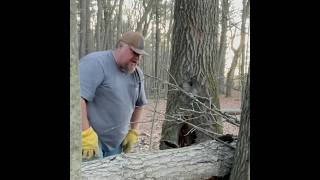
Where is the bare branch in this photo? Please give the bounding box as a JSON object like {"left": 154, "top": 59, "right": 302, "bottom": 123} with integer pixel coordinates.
{"left": 144, "top": 73, "right": 240, "bottom": 126}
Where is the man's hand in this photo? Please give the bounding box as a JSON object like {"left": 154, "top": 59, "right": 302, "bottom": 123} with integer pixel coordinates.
{"left": 122, "top": 129, "right": 138, "bottom": 153}
{"left": 82, "top": 127, "right": 99, "bottom": 160}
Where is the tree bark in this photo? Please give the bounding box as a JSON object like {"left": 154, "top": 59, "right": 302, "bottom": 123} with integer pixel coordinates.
{"left": 70, "top": 0, "right": 81, "bottom": 178}
{"left": 160, "top": 0, "right": 222, "bottom": 150}
{"left": 207, "top": 0, "right": 221, "bottom": 112}
{"left": 240, "top": 0, "right": 250, "bottom": 104}
{"left": 155, "top": 0, "right": 161, "bottom": 78}
{"left": 229, "top": 68, "right": 250, "bottom": 180}
{"left": 82, "top": 140, "right": 235, "bottom": 179}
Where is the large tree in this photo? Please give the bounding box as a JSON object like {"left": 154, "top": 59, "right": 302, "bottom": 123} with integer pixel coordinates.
{"left": 160, "top": 0, "right": 222, "bottom": 150}
{"left": 70, "top": 0, "right": 81, "bottom": 179}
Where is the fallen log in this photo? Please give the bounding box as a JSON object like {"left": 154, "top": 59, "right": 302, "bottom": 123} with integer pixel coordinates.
{"left": 82, "top": 140, "right": 236, "bottom": 180}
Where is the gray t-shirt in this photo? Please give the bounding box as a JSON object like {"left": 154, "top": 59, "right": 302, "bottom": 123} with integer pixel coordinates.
{"left": 79, "top": 50, "right": 147, "bottom": 150}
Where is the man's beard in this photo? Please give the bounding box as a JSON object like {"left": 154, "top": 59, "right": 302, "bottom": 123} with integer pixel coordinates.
{"left": 123, "top": 62, "right": 136, "bottom": 74}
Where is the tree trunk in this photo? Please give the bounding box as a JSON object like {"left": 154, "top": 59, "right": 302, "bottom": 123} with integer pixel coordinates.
{"left": 155, "top": 0, "right": 161, "bottom": 78}
{"left": 109, "top": 18, "right": 114, "bottom": 49}
{"left": 207, "top": 0, "right": 221, "bottom": 111}
{"left": 240, "top": 0, "right": 250, "bottom": 104}
{"left": 164, "top": 1, "right": 174, "bottom": 97}
{"left": 117, "top": 0, "right": 124, "bottom": 40}
{"left": 85, "top": 0, "right": 92, "bottom": 54}
{"left": 225, "top": 28, "right": 240, "bottom": 97}
{"left": 166, "top": 0, "right": 174, "bottom": 67}
{"left": 142, "top": 6, "right": 153, "bottom": 37}
{"left": 217, "top": 0, "right": 230, "bottom": 95}
{"left": 229, "top": 68, "right": 250, "bottom": 180}
{"left": 79, "top": 0, "right": 87, "bottom": 58}
{"left": 87, "top": 18, "right": 95, "bottom": 54}
{"left": 160, "top": 0, "right": 222, "bottom": 150}
{"left": 225, "top": 49, "right": 240, "bottom": 97}
{"left": 95, "top": 0, "right": 102, "bottom": 50}
{"left": 245, "top": 25, "right": 250, "bottom": 75}
{"left": 82, "top": 140, "right": 235, "bottom": 179}
{"left": 70, "top": 0, "right": 81, "bottom": 178}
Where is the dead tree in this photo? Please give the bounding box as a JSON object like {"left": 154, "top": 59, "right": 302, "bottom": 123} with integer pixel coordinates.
{"left": 82, "top": 140, "right": 235, "bottom": 179}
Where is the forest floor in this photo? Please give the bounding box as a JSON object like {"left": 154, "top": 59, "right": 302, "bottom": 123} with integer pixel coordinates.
{"left": 132, "top": 90, "right": 241, "bottom": 153}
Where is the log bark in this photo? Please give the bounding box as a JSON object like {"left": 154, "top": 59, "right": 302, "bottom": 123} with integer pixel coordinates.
{"left": 81, "top": 140, "right": 235, "bottom": 180}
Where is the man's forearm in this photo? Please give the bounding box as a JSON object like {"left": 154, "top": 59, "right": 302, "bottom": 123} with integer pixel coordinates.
{"left": 130, "top": 106, "right": 144, "bottom": 129}
{"left": 81, "top": 97, "right": 90, "bottom": 131}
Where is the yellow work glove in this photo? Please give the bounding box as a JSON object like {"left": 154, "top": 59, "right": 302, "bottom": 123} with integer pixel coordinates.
{"left": 122, "top": 129, "right": 138, "bottom": 153}
{"left": 82, "top": 127, "right": 99, "bottom": 160}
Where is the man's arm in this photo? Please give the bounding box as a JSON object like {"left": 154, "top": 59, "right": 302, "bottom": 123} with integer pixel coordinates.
{"left": 130, "top": 106, "right": 144, "bottom": 130}
{"left": 81, "top": 97, "right": 90, "bottom": 131}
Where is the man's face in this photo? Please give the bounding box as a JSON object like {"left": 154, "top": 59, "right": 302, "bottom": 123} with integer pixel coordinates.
{"left": 118, "top": 43, "right": 142, "bottom": 73}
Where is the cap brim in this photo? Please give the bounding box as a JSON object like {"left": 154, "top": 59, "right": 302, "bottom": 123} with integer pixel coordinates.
{"left": 131, "top": 47, "right": 150, "bottom": 56}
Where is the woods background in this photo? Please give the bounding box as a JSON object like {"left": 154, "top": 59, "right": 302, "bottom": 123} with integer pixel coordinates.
{"left": 70, "top": 0, "right": 250, "bottom": 179}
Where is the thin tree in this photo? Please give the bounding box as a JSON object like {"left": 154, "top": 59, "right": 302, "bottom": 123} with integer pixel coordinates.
{"left": 116, "top": 0, "right": 124, "bottom": 40}
{"left": 217, "top": 0, "right": 230, "bottom": 94}
{"left": 226, "top": 26, "right": 240, "bottom": 97}
{"left": 240, "top": 0, "right": 250, "bottom": 103}
{"left": 70, "top": 0, "right": 81, "bottom": 178}
{"left": 155, "top": 0, "right": 161, "bottom": 79}
{"left": 79, "top": 0, "right": 87, "bottom": 58}
{"left": 86, "top": 0, "right": 95, "bottom": 54}
{"left": 229, "top": 67, "right": 250, "bottom": 180}
{"left": 149, "top": 0, "right": 162, "bottom": 150}
{"left": 95, "top": 0, "right": 103, "bottom": 50}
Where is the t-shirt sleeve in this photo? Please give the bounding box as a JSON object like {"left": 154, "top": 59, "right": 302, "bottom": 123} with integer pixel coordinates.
{"left": 79, "top": 57, "right": 104, "bottom": 102}
{"left": 135, "top": 69, "right": 147, "bottom": 107}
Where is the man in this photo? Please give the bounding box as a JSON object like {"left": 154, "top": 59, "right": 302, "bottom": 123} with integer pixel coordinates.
{"left": 80, "top": 31, "right": 148, "bottom": 161}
